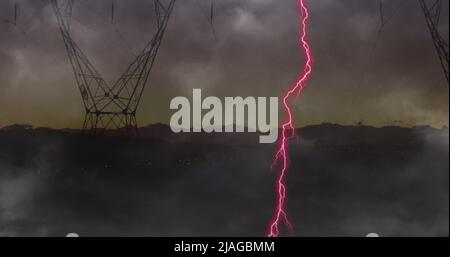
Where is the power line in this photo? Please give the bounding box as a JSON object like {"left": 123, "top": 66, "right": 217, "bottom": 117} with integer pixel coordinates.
{"left": 353, "top": 0, "right": 407, "bottom": 107}
{"left": 210, "top": 0, "right": 214, "bottom": 25}
{"left": 111, "top": 0, "right": 114, "bottom": 24}
{"left": 76, "top": 0, "right": 137, "bottom": 57}
{"left": 14, "top": 0, "right": 18, "bottom": 26}
{"left": 195, "top": 0, "right": 217, "bottom": 40}
{"left": 379, "top": 0, "right": 408, "bottom": 32}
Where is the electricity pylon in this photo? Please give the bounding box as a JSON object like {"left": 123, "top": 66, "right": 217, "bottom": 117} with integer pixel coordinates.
{"left": 418, "top": 0, "right": 449, "bottom": 84}
{"left": 52, "top": 0, "right": 176, "bottom": 136}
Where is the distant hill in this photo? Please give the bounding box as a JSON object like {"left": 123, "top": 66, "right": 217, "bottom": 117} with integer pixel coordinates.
{"left": 0, "top": 123, "right": 448, "bottom": 146}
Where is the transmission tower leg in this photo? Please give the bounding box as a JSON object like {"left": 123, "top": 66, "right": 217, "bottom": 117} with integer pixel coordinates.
{"left": 82, "top": 112, "right": 139, "bottom": 137}
{"left": 82, "top": 112, "right": 97, "bottom": 133}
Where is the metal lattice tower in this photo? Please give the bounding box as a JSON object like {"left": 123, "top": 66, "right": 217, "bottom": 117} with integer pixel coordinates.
{"left": 418, "top": 0, "right": 449, "bottom": 84}
{"left": 52, "top": 0, "right": 176, "bottom": 136}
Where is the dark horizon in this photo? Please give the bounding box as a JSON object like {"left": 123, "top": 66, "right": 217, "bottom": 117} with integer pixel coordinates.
{"left": 2, "top": 121, "right": 450, "bottom": 131}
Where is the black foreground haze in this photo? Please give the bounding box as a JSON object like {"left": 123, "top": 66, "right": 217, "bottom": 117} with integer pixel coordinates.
{"left": 0, "top": 124, "right": 448, "bottom": 237}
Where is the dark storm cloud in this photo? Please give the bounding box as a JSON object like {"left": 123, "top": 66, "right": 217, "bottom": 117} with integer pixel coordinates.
{"left": 0, "top": 0, "right": 448, "bottom": 128}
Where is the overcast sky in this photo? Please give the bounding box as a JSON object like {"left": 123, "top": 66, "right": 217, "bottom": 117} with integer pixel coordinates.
{"left": 0, "top": 0, "right": 448, "bottom": 128}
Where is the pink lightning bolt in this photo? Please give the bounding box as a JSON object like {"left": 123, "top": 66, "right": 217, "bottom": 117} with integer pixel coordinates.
{"left": 267, "top": 0, "right": 313, "bottom": 237}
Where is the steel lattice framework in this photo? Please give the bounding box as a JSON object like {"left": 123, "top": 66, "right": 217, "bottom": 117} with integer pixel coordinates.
{"left": 52, "top": 0, "right": 176, "bottom": 136}
{"left": 418, "top": 0, "right": 449, "bottom": 84}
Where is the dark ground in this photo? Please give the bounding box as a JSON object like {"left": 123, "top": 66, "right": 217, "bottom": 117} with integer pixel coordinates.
{"left": 0, "top": 124, "right": 448, "bottom": 237}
